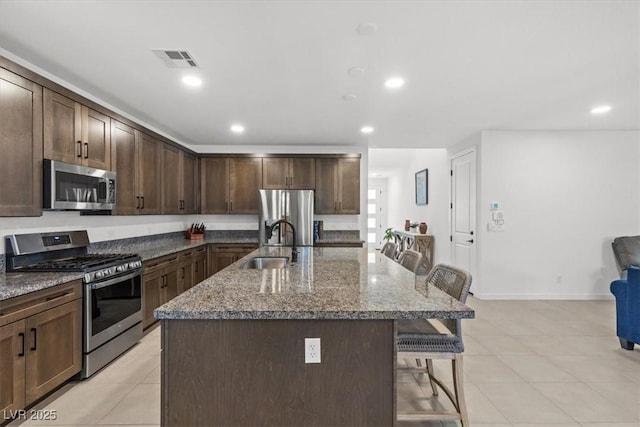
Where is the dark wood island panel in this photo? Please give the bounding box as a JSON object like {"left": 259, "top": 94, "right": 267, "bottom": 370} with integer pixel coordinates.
{"left": 161, "top": 319, "right": 396, "bottom": 426}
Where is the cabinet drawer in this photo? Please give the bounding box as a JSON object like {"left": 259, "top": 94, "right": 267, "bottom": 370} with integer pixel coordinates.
{"left": 0, "top": 281, "right": 82, "bottom": 328}
{"left": 143, "top": 254, "right": 179, "bottom": 274}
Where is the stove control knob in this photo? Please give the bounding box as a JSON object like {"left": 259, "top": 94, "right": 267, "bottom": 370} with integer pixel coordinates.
{"left": 96, "top": 271, "right": 104, "bottom": 279}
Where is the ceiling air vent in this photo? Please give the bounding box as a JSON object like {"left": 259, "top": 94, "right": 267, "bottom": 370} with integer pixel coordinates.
{"left": 152, "top": 49, "right": 199, "bottom": 68}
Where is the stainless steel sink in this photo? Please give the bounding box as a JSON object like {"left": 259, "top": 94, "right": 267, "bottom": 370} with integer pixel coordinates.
{"left": 240, "top": 256, "right": 289, "bottom": 270}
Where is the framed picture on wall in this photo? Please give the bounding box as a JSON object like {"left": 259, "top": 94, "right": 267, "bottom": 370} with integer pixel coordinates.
{"left": 415, "top": 169, "right": 428, "bottom": 205}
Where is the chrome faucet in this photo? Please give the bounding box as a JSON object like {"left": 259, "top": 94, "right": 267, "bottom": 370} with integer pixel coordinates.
{"left": 264, "top": 220, "right": 297, "bottom": 262}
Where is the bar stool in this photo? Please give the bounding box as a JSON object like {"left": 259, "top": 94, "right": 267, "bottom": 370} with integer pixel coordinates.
{"left": 381, "top": 241, "right": 397, "bottom": 259}
{"left": 397, "top": 249, "right": 422, "bottom": 273}
{"left": 396, "top": 264, "right": 472, "bottom": 426}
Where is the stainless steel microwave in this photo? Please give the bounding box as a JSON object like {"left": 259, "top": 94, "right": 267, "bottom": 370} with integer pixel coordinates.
{"left": 43, "top": 159, "right": 116, "bottom": 210}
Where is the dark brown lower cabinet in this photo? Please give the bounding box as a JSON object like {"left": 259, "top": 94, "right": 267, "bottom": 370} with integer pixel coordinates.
{"left": 161, "top": 319, "right": 395, "bottom": 426}
{"left": 0, "top": 282, "right": 82, "bottom": 416}
{"left": 142, "top": 254, "right": 179, "bottom": 330}
{"left": 208, "top": 244, "right": 258, "bottom": 276}
{"left": 143, "top": 247, "right": 209, "bottom": 329}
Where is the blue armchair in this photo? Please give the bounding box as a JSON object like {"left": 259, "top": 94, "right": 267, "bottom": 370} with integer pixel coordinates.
{"left": 610, "top": 266, "right": 640, "bottom": 350}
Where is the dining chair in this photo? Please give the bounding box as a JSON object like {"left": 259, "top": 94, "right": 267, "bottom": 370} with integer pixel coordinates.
{"left": 396, "top": 264, "right": 472, "bottom": 426}
{"left": 381, "top": 241, "right": 397, "bottom": 259}
{"left": 397, "top": 249, "right": 422, "bottom": 273}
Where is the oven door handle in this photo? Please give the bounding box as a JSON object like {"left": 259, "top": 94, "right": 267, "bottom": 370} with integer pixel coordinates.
{"left": 89, "top": 270, "right": 141, "bottom": 290}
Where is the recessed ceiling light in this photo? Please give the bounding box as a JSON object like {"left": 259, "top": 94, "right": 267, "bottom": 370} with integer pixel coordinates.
{"left": 342, "top": 94, "right": 357, "bottom": 102}
{"left": 361, "top": 126, "right": 374, "bottom": 134}
{"left": 590, "top": 105, "right": 612, "bottom": 115}
{"left": 385, "top": 77, "right": 405, "bottom": 89}
{"left": 348, "top": 67, "right": 365, "bottom": 77}
{"left": 230, "top": 124, "right": 245, "bottom": 134}
{"left": 182, "top": 75, "right": 202, "bottom": 87}
{"left": 356, "top": 22, "right": 378, "bottom": 36}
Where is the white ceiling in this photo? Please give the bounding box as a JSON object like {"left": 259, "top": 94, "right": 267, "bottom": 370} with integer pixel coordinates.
{"left": 1, "top": 1, "right": 638, "bottom": 149}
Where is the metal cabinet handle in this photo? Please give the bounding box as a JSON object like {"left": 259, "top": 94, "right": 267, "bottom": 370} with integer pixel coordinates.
{"left": 77, "top": 141, "right": 82, "bottom": 158}
{"left": 30, "top": 328, "right": 37, "bottom": 351}
{"left": 45, "top": 291, "right": 70, "bottom": 301}
{"left": 466, "top": 239, "right": 474, "bottom": 243}
{"left": 141, "top": 196, "right": 145, "bottom": 209}
{"left": 136, "top": 196, "right": 140, "bottom": 209}
{"left": 230, "top": 201, "right": 233, "bottom": 212}
{"left": 195, "top": 262, "right": 198, "bottom": 273}
{"left": 181, "top": 267, "right": 185, "bottom": 279}
{"left": 18, "top": 332, "right": 25, "bottom": 357}
{"left": 84, "top": 142, "right": 89, "bottom": 159}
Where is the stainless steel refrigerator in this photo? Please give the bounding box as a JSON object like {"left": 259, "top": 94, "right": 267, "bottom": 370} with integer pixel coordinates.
{"left": 259, "top": 189, "right": 314, "bottom": 246}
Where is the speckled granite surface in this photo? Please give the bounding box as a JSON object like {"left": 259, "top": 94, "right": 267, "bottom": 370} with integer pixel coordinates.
{"left": 155, "top": 247, "right": 474, "bottom": 321}
{"left": 90, "top": 230, "right": 259, "bottom": 261}
{"left": 0, "top": 272, "right": 83, "bottom": 301}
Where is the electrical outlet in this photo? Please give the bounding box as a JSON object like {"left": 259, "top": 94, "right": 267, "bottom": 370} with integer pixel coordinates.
{"left": 305, "top": 338, "right": 321, "bottom": 364}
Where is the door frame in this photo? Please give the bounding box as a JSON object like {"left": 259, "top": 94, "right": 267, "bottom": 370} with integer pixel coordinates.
{"left": 368, "top": 178, "right": 388, "bottom": 250}
{"left": 449, "top": 146, "right": 478, "bottom": 294}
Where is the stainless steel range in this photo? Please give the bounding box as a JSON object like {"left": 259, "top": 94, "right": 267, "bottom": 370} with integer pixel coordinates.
{"left": 5, "top": 230, "right": 143, "bottom": 378}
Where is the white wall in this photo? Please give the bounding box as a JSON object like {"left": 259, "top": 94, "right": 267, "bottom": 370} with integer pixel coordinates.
{"left": 477, "top": 130, "right": 640, "bottom": 299}
{"left": 369, "top": 148, "right": 450, "bottom": 264}
{"left": 0, "top": 213, "right": 192, "bottom": 254}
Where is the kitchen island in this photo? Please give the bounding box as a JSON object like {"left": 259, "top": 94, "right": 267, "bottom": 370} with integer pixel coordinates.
{"left": 155, "top": 246, "right": 474, "bottom": 426}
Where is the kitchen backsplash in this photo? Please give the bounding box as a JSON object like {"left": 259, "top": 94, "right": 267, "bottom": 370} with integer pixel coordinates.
{"left": 321, "top": 230, "right": 361, "bottom": 240}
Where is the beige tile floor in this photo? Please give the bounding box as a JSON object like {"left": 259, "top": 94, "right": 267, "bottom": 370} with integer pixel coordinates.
{"left": 8, "top": 297, "right": 640, "bottom": 427}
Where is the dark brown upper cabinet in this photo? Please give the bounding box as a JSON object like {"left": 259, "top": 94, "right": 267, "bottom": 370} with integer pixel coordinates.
{"left": 315, "top": 158, "right": 360, "bottom": 214}
{"left": 201, "top": 157, "right": 262, "bottom": 214}
{"left": 44, "top": 89, "right": 111, "bottom": 170}
{"left": 181, "top": 151, "right": 199, "bottom": 214}
{"left": 112, "top": 124, "right": 162, "bottom": 215}
{"left": 161, "top": 144, "right": 199, "bottom": 214}
{"left": 262, "top": 157, "right": 315, "bottom": 190}
{"left": 0, "top": 68, "right": 43, "bottom": 217}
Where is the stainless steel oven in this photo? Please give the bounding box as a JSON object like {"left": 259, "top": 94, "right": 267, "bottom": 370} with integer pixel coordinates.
{"left": 5, "top": 231, "right": 143, "bottom": 379}
{"left": 43, "top": 159, "right": 116, "bottom": 211}
{"left": 84, "top": 268, "right": 142, "bottom": 378}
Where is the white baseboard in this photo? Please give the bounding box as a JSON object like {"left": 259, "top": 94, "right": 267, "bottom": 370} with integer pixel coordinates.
{"left": 473, "top": 293, "right": 614, "bottom": 301}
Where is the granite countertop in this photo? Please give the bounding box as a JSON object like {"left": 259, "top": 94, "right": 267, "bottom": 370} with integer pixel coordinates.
{"left": 0, "top": 272, "right": 84, "bottom": 301}
{"left": 154, "top": 247, "right": 475, "bottom": 321}
{"left": 90, "top": 236, "right": 259, "bottom": 262}
{"left": 1, "top": 233, "right": 259, "bottom": 302}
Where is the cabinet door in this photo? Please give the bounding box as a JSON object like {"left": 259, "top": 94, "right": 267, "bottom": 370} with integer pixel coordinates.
{"left": 262, "top": 158, "right": 289, "bottom": 189}
{"left": 211, "top": 251, "right": 236, "bottom": 275}
{"left": 112, "top": 121, "right": 139, "bottom": 215}
{"left": 289, "top": 158, "right": 315, "bottom": 189}
{"left": 163, "top": 264, "right": 180, "bottom": 303}
{"left": 162, "top": 144, "right": 181, "bottom": 214}
{"left": 44, "top": 89, "right": 82, "bottom": 165}
{"left": 314, "top": 158, "right": 338, "bottom": 214}
{"left": 337, "top": 158, "right": 360, "bottom": 214}
{"left": 0, "top": 69, "right": 43, "bottom": 217}
{"left": 24, "top": 299, "right": 81, "bottom": 405}
{"left": 0, "top": 320, "right": 26, "bottom": 414}
{"left": 181, "top": 151, "right": 198, "bottom": 214}
{"left": 142, "top": 270, "right": 163, "bottom": 329}
{"left": 179, "top": 261, "right": 194, "bottom": 293}
{"left": 82, "top": 107, "right": 111, "bottom": 170}
{"left": 200, "top": 158, "right": 229, "bottom": 213}
{"left": 193, "top": 253, "right": 207, "bottom": 285}
{"left": 229, "top": 158, "right": 262, "bottom": 214}
{"left": 139, "top": 133, "right": 162, "bottom": 215}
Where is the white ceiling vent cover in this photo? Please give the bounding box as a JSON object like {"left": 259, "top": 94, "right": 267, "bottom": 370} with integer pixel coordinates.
{"left": 152, "top": 50, "right": 199, "bottom": 68}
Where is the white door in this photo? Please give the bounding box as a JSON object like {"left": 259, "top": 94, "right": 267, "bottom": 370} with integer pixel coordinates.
{"left": 367, "top": 181, "right": 387, "bottom": 250}
{"left": 450, "top": 149, "right": 477, "bottom": 291}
